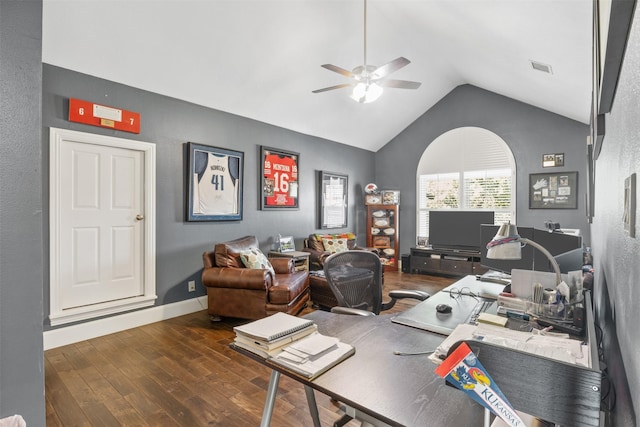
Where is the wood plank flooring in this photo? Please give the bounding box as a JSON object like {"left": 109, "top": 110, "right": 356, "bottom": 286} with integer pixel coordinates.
{"left": 45, "top": 271, "right": 455, "bottom": 426}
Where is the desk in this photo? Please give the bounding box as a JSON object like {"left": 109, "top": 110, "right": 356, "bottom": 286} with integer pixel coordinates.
{"left": 233, "top": 310, "right": 485, "bottom": 426}
{"left": 234, "top": 276, "right": 602, "bottom": 427}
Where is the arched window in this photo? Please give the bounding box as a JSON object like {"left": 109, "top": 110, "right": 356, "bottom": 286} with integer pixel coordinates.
{"left": 416, "top": 127, "right": 516, "bottom": 241}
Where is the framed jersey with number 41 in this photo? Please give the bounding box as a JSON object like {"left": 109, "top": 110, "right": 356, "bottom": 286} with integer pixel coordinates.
{"left": 187, "top": 142, "right": 244, "bottom": 221}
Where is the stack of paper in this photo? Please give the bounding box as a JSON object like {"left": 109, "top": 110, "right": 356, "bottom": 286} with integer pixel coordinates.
{"left": 269, "top": 332, "right": 355, "bottom": 379}
{"left": 233, "top": 312, "right": 317, "bottom": 358}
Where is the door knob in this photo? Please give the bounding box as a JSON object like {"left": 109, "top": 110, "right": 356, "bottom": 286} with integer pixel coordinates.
{"left": 135, "top": 214, "right": 144, "bottom": 221}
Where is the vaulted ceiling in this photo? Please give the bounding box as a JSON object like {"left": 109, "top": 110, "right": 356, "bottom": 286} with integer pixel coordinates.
{"left": 42, "top": 0, "right": 593, "bottom": 152}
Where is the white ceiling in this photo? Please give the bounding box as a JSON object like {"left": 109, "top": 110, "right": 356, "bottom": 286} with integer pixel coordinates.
{"left": 42, "top": 0, "right": 593, "bottom": 152}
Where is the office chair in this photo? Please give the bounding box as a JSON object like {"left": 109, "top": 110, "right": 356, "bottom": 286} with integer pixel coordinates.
{"left": 323, "top": 251, "right": 430, "bottom": 427}
{"left": 323, "top": 250, "right": 430, "bottom": 315}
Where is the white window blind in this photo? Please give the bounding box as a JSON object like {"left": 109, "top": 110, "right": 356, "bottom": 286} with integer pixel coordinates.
{"left": 416, "top": 127, "right": 515, "bottom": 240}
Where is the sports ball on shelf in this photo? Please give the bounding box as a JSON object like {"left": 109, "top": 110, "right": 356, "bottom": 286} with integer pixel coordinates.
{"left": 365, "top": 183, "right": 378, "bottom": 194}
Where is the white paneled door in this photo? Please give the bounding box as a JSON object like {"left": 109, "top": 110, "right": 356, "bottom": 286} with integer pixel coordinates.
{"left": 50, "top": 128, "right": 156, "bottom": 326}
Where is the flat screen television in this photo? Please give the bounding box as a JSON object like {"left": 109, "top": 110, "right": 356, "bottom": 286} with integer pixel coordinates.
{"left": 428, "top": 210, "right": 495, "bottom": 252}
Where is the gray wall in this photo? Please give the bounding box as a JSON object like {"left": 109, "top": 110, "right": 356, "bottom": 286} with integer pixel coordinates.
{"left": 375, "top": 85, "right": 591, "bottom": 256}
{"left": 0, "top": 1, "right": 46, "bottom": 424}
{"left": 42, "top": 64, "right": 375, "bottom": 328}
{"left": 591, "top": 8, "right": 640, "bottom": 426}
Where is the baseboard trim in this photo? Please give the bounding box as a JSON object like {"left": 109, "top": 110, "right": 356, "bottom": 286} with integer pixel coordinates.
{"left": 43, "top": 296, "right": 208, "bottom": 350}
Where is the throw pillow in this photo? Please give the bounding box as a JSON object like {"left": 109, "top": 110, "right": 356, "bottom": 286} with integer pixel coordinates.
{"left": 239, "top": 248, "right": 275, "bottom": 276}
{"left": 322, "top": 237, "right": 349, "bottom": 254}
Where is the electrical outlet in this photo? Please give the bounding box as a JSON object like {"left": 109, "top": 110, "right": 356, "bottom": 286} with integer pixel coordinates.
{"left": 188, "top": 280, "right": 196, "bottom": 292}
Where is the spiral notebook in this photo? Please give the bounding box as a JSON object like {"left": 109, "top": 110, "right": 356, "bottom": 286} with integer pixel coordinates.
{"left": 234, "top": 312, "right": 315, "bottom": 343}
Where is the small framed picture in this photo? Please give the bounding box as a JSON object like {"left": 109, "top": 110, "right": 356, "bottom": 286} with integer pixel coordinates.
{"left": 318, "top": 170, "right": 348, "bottom": 229}
{"left": 382, "top": 190, "right": 400, "bottom": 205}
{"left": 623, "top": 173, "right": 636, "bottom": 237}
{"left": 279, "top": 235, "right": 296, "bottom": 252}
{"left": 542, "top": 153, "right": 565, "bottom": 168}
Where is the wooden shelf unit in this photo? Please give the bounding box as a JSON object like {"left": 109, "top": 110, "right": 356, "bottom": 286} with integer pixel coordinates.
{"left": 366, "top": 204, "right": 399, "bottom": 271}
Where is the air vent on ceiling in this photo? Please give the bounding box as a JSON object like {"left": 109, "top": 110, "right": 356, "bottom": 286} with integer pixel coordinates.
{"left": 530, "top": 60, "right": 553, "bottom": 74}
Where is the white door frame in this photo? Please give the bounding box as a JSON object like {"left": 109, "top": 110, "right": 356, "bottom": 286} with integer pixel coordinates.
{"left": 49, "top": 127, "right": 156, "bottom": 326}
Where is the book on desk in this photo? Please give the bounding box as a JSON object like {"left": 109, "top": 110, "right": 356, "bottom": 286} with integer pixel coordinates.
{"left": 232, "top": 312, "right": 355, "bottom": 379}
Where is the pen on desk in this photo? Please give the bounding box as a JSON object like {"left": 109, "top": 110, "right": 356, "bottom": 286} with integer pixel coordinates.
{"left": 393, "top": 350, "right": 435, "bottom": 356}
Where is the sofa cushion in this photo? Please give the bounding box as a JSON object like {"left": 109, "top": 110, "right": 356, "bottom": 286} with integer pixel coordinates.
{"left": 309, "top": 233, "right": 357, "bottom": 252}
{"left": 322, "top": 237, "right": 349, "bottom": 254}
{"left": 239, "top": 248, "right": 275, "bottom": 276}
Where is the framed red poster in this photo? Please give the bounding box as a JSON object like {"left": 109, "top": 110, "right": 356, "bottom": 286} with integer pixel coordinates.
{"left": 260, "top": 146, "right": 299, "bottom": 210}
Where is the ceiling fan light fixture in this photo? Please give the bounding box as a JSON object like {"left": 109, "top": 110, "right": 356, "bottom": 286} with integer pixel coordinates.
{"left": 351, "top": 82, "right": 383, "bottom": 103}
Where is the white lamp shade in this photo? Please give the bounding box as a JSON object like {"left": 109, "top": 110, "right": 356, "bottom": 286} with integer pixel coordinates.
{"left": 486, "top": 222, "right": 522, "bottom": 259}
{"left": 486, "top": 241, "right": 522, "bottom": 259}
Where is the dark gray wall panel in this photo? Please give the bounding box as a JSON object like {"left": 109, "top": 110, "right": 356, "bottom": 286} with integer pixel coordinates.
{"left": 374, "top": 85, "right": 591, "bottom": 256}
{"left": 0, "top": 1, "right": 46, "bottom": 424}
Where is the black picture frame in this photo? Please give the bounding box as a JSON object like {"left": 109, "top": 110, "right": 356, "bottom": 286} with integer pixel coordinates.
{"left": 586, "top": 137, "right": 595, "bottom": 222}
{"left": 260, "top": 146, "right": 299, "bottom": 210}
{"left": 529, "top": 171, "right": 578, "bottom": 209}
{"left": 318, "top": 170, "right": 348, "bottom": 229}
{"left": 186, "top": 142, "right": 243, "bottom": 221}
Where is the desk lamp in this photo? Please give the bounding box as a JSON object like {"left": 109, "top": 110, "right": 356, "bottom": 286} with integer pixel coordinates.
{"left": 486, "top": 222, "right": 564, "bottom": 288}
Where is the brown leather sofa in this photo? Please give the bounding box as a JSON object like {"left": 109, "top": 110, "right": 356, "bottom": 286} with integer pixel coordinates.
{"left": 202, "top": 235, "right": 310, "bottom": 320}
{"left": 302, "top": 233, "right": 369, "bottom": 270}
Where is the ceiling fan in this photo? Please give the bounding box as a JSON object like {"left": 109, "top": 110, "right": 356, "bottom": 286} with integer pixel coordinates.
{"left": 312, "top": 0, "right": 421, "bottom": 103}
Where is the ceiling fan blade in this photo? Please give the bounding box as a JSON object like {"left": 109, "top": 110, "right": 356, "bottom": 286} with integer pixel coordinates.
{"left": 312, "top": 83, "right": 354, "bottom": 93}
{"left": 372, "top": 57, "right": 410, "bottom": 79}
{"left": 321, "top": 64, "right": 355, "bottom": 78}
{"left": 379, "top": 79, "right": 422, "bottom": 90}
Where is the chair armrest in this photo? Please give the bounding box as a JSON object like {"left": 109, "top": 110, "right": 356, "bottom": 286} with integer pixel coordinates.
{"left": 302, "top": 248, "right": 331, "bottom": 269}
{"left": 330, "top": 307, "right": 376, "bottom": 316}
{"left": 202, "top": 267, "right": 272, "bottom": 290}
{"left": 202, "top": 251, "right": 216, "bottom": 269}
{"left": 270, "top": 257, "right": 294, "bottom": 274}
{"left": 388, "top": 290, "right": 430, "bottom": 301}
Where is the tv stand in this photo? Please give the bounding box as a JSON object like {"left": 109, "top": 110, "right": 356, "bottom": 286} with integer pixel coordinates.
{"left": 410, "top": 246, "right": 487, "bottom": 277}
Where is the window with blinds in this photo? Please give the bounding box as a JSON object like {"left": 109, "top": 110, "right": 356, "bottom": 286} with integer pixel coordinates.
{"left": 416, "top": 127, "right": 515, "bottom": 240}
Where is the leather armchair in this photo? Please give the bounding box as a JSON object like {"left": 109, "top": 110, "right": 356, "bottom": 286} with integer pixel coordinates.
{"left": 202, "top": 236, "right": 310, "bottom": 320}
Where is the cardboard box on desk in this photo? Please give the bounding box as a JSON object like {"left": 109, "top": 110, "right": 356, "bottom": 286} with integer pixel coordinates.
{"left": 510, "top": 269, "right": 582, "bottom": 300}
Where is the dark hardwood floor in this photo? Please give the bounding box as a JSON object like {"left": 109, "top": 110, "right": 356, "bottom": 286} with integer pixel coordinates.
{"left": 45, "top": 271, "right": 455, "bottom": 426}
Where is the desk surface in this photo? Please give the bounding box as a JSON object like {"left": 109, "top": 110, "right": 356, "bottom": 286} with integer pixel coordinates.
{"left": 392, "top": 275, "right": 505, "bottom": 335}
{"left": 240, "top": 310, "right": 485, "bottom": 426}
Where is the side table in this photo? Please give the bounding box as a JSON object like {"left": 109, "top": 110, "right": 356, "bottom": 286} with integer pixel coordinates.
{"left": 268, "top": 250, "right": 310, "bottom": 272}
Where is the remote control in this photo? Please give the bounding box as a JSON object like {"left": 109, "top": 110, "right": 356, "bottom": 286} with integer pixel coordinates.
{"left": 536, "top": 318, "right": 585, "bottom": 337}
